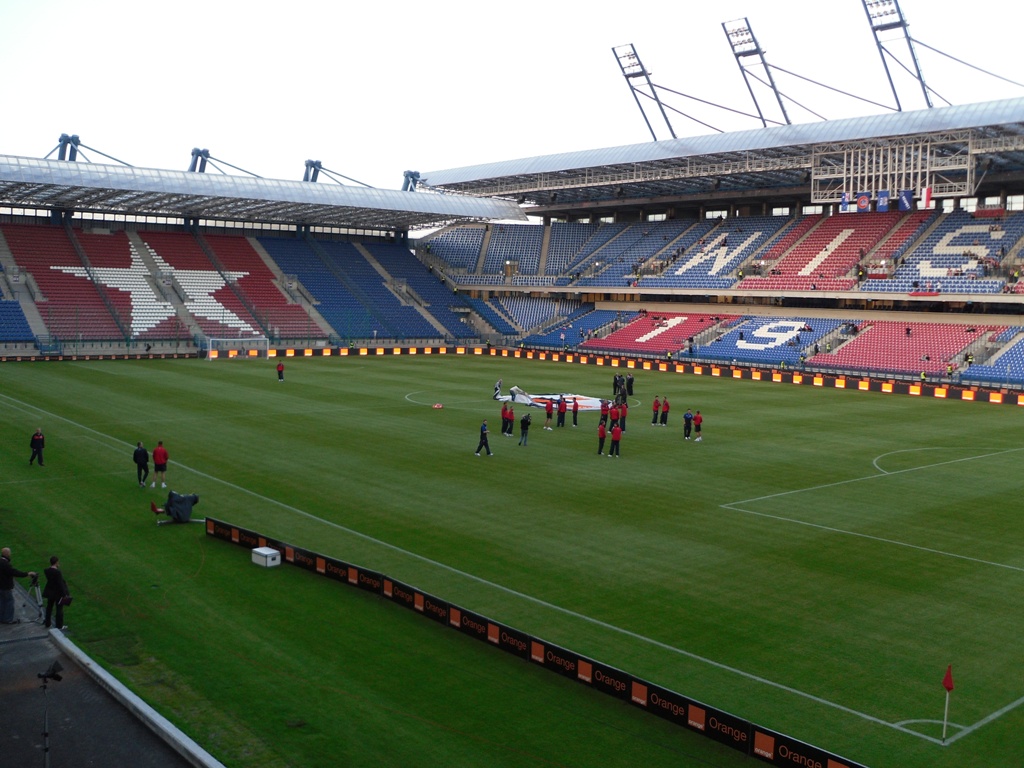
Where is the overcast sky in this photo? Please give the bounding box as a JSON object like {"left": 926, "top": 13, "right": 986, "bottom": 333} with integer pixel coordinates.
{"left": 1, "top": 0, "right": 1021, "bottom": 190}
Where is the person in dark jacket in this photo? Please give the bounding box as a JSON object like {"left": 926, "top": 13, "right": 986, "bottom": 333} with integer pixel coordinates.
{"left": 1, "top": 547, "right": 36, "bottom": 624}
{"left": 42, "top": 555, "right": 70, "bottom": 630}
{"left": 152, "top": 492, "right": 201, "bottom": 524}
{"left": 133, "top": 442, "right": 150, "bottom": 487}
{"left": 29, "top": 428, "right": 45, "bottom": 466}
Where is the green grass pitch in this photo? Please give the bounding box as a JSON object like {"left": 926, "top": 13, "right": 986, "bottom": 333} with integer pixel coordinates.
{"left": 1, "top": 354, "right": 1022, "bottom": 768}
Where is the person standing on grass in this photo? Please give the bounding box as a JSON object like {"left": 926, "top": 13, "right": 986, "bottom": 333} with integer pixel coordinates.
{"left": 626, "top": 373, "right": 634, "bottom": 396}
{"left": 133, "top": 441, "right": 150, "bottom": 487}
{"left": 652, "top": 396, "right": 661, "bottom": 425}
{"left": 29, "top": 428, "right": 45, "bottom": 466}
{"left": 683, "top": 409, "right": 694, "bottom": 440}
{"left": 619, "top": 400, "right": 628, "bottom": 432}
{"left": 544, "top": 399, "right": 554, "bottom": 430}
{"left": 518, "top": 412, "right": 531, "bottom": 446}
{"left": 660, "top": 396, "right": 671, "bottom": 427}
{"left": 571, "top": 397, "right": 579, "bottom": 427}
{"left": 151, "top": 440, "right": 169, "bottom": 488}
{"left": 42, "top": 555, "right": 70, "bottom": 630}
{"left": 599, "top": 399, "right": 609, "bottom": 426}
{"left": 500, "top": 403, "right": 510, "bottom": 437}
{"left": 557, "top": 395, "right": 567, "bottom": 428}
{"left": 609, "top": 402, "right": 620, "bottom": 429}
{"left": 506, "top": 404, "right": 514, "bottom": 437}
{"left": 475, "top": 420, "right": 493, "bottom": 456}
{"left": 597, "top": 421, "right": 607, "bottom": 455}
{"left": 609, "top": 423, "right": 622, "bottom": 457}
{"left": 693, "top": 410, "right": 703, "bottom": 442}
{"left": 276, "top": 361, "right": 285, "bottom": 382}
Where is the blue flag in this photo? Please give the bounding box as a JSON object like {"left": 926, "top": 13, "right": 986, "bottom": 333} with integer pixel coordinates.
{"left": 898, "top": 190, "right": 914, "bottom": 211}
{"left": 840, "top": 192, "right": 849, "bottom": 213}
{"left": 877, "top": 190, "right": 890, "bottom": 213}
{"left": 856, "top": 192, "right": 871, "bottom": 213}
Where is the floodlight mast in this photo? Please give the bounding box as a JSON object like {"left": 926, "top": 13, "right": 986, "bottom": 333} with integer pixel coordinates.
{"left": 862, "top": 0, "right": 932, "bottom": 110}
{"left": 612, "top": 44, "right": 676, "bottom": 141}
{"left": 723, "top": 18, "right": 790, "bottom": 127}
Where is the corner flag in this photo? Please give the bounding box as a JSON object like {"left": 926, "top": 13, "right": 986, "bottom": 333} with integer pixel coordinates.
{"left": 942, "top": 665, "right": 954, "bottom": 692}
{"left": 942, "top": 664, "right": 954, "bottom": 742}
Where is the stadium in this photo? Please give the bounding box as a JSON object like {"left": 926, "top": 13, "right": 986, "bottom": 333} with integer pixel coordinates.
{"left": 2, "top": 2, "right": 1024, "bottom": 767}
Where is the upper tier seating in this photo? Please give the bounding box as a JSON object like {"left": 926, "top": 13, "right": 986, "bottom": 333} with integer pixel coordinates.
{"left": 424, "top": 226, "right": 486, "bottom": 271}
{"left": 737, "top": 212, "right": 903, "bottom": 291}
{"left": 807, "top": 321, "right": 1004, "bottom": 375}
{"left": 496, "top": 295, "right": 559, "bottom": 331}
{"left": 576, "top": 221, "right": 696, "bottom": 288}
{"left": 583, "top": 312, "right": 738, "bottom": 355}
{"left": 483, "top": 224, "right": 544, "bottom": 275}
{"left": 862, "top": 210, "right": 1024, "bottom": 294}
{"left": 203, "top": 235, "right": 326, "bottom": 339}
{"left": 140, "top": 231, "right": 264, "bottom": 338}
{"left": 545, "top": 223, "right": 601, "bottom": 276}
{"left": 1, "top": 224, "right": 123, "bottom": 340}
{"left": 639, "top": 215, "right": 794, "bottom": 290}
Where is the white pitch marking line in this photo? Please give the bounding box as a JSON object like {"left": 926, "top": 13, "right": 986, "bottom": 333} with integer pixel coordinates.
{"left": 0, "top": 391, "right": 1005, "bottom": 745}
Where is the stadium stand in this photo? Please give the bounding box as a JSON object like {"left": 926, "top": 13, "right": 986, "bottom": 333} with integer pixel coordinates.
{"left": 256, "top": 236, "right": 390, "bottom": 340}
{"left": 203, "top": 234, "right": 327, "bottom": 340}
{"left": 1, "top": 223, "right": 124, "bottom": 340}
{"left": 422, "top": 225, "right": 485, "bottom": 272}
{"left": 582, "top": 312, "right": 738, "bottom": 355}
{"left": 863, "top": 210, "right": 1024, "bottom": 294}
{"left": 140, "top": 231, "right": 265, "bottom": 339}
{"left": 359, "top": 242, "right": 477, "bottom": 339}
{"left": 545, "top": 222, "right": 601, "bottom": 277}
{"left": 521, "top": 305, "right": 619, "bottom": 348}
{"left": 806, "top": 320, "right": 1005, "bottom": 376}
{"left": 0, "top": 299, "right": 35, "bottom": 343}
{"left": 482, "top": 224, "right": 544, "bottom": 276}
{"left": 699, "top": 316, "right": 848, "bottom": 366}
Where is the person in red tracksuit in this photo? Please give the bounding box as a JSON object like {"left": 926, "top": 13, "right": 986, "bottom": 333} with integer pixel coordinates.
{"left": 500, "top": 403, "right": 510, "bottom": 436}
{"left": 660, "top": 396, "right": 670, "bottom": 427}
{"left": 620, "top": 401, "right": 628, "bottom": 432}
{"left": 597, "top": 421, "right": 607, "bottom": 455}
{"left": 544, "top": 399, "right": 554, "bottom": 430}
{"left": 693, "top": 410, "right": 703, "bottom": 441}
{"left": 557, "top": 396, "right": 567, "bottom": 427}
{"left": 151, "top": 440, "right": 169, "bottom": 488}
{"left": 609, "top": 403, "right": 620, "bottom": 428}
{"left": 572, "top": 397, "right": 579, "bottom": 427}
{"left": 609, "top": 423, "right": 622, "bottom": 457}
{"left": 600, "top": 400, "right": 609, "bottom": 426}
{"left": 652, "top": 396, "right": 661, "bottom": 425}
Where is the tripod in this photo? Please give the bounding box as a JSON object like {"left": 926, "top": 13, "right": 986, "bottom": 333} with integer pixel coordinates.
{"left": 22, "top": 575, "right": 44, "bottom": 624}
{"left": 38, "top": 660, "right": 63, "bottom": 768}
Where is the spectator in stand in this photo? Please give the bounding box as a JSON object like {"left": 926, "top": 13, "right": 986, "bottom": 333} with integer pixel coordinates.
{"left": 597, "top": 421, "right": 607, "bottom": 456}
{"left": 609, "top": 423, "right": 622, "bottom": 457}
{"left": 660, "top": 396, "right": 671, "bottom": 427}
{"left": 652, "top": 396, "right": 661, "bottom": 425}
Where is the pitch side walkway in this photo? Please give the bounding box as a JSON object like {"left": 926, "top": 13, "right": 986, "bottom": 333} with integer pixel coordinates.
{"left": 0, "top": 585, "right": 221, "bottom": 768}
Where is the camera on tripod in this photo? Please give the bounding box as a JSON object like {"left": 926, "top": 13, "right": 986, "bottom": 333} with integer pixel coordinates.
{"left": 29, "top": 573, "right": 39, "bottom": 587}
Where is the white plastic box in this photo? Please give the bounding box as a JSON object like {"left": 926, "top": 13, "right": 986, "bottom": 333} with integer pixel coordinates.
{"left": 251, "top": 546, "right": 281, "bottom": 568}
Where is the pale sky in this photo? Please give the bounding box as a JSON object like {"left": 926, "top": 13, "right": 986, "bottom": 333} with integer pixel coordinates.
{"left": 1, "top": 0, "right": 1021, "bottom": 190}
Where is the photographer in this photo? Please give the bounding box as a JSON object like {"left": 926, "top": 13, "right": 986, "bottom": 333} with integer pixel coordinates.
{"left": 43, "top": 555, "right": 70, "bottom": 630}
{"left": 1, "top": 546, "right": 37, "bottom": 624}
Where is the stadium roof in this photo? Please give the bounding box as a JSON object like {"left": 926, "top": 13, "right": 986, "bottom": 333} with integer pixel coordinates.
{"left": 421, "top": 97, "right": 1024, "bottom": 205}
{"left": 0, "top": 155, "right": 527, "bottom": 230}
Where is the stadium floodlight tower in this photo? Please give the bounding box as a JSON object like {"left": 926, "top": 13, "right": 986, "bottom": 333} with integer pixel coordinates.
{"left": 612, "top": 44, "right": 676, "bottom": 141}
{"left": 722, "top": 18, "right": 790, "bottom": 127}
{"left": 862, "top": 0, "right": 932, "bottom": 111}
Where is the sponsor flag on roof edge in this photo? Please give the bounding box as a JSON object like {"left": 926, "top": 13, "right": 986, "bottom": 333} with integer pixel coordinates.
{"left": 942, "top": 664, "right": 954, "bottom": 692}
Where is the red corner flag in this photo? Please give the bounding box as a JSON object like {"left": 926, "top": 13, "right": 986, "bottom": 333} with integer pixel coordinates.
{"left": 942, "top": 665, "right": 954, "bottom": 693}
